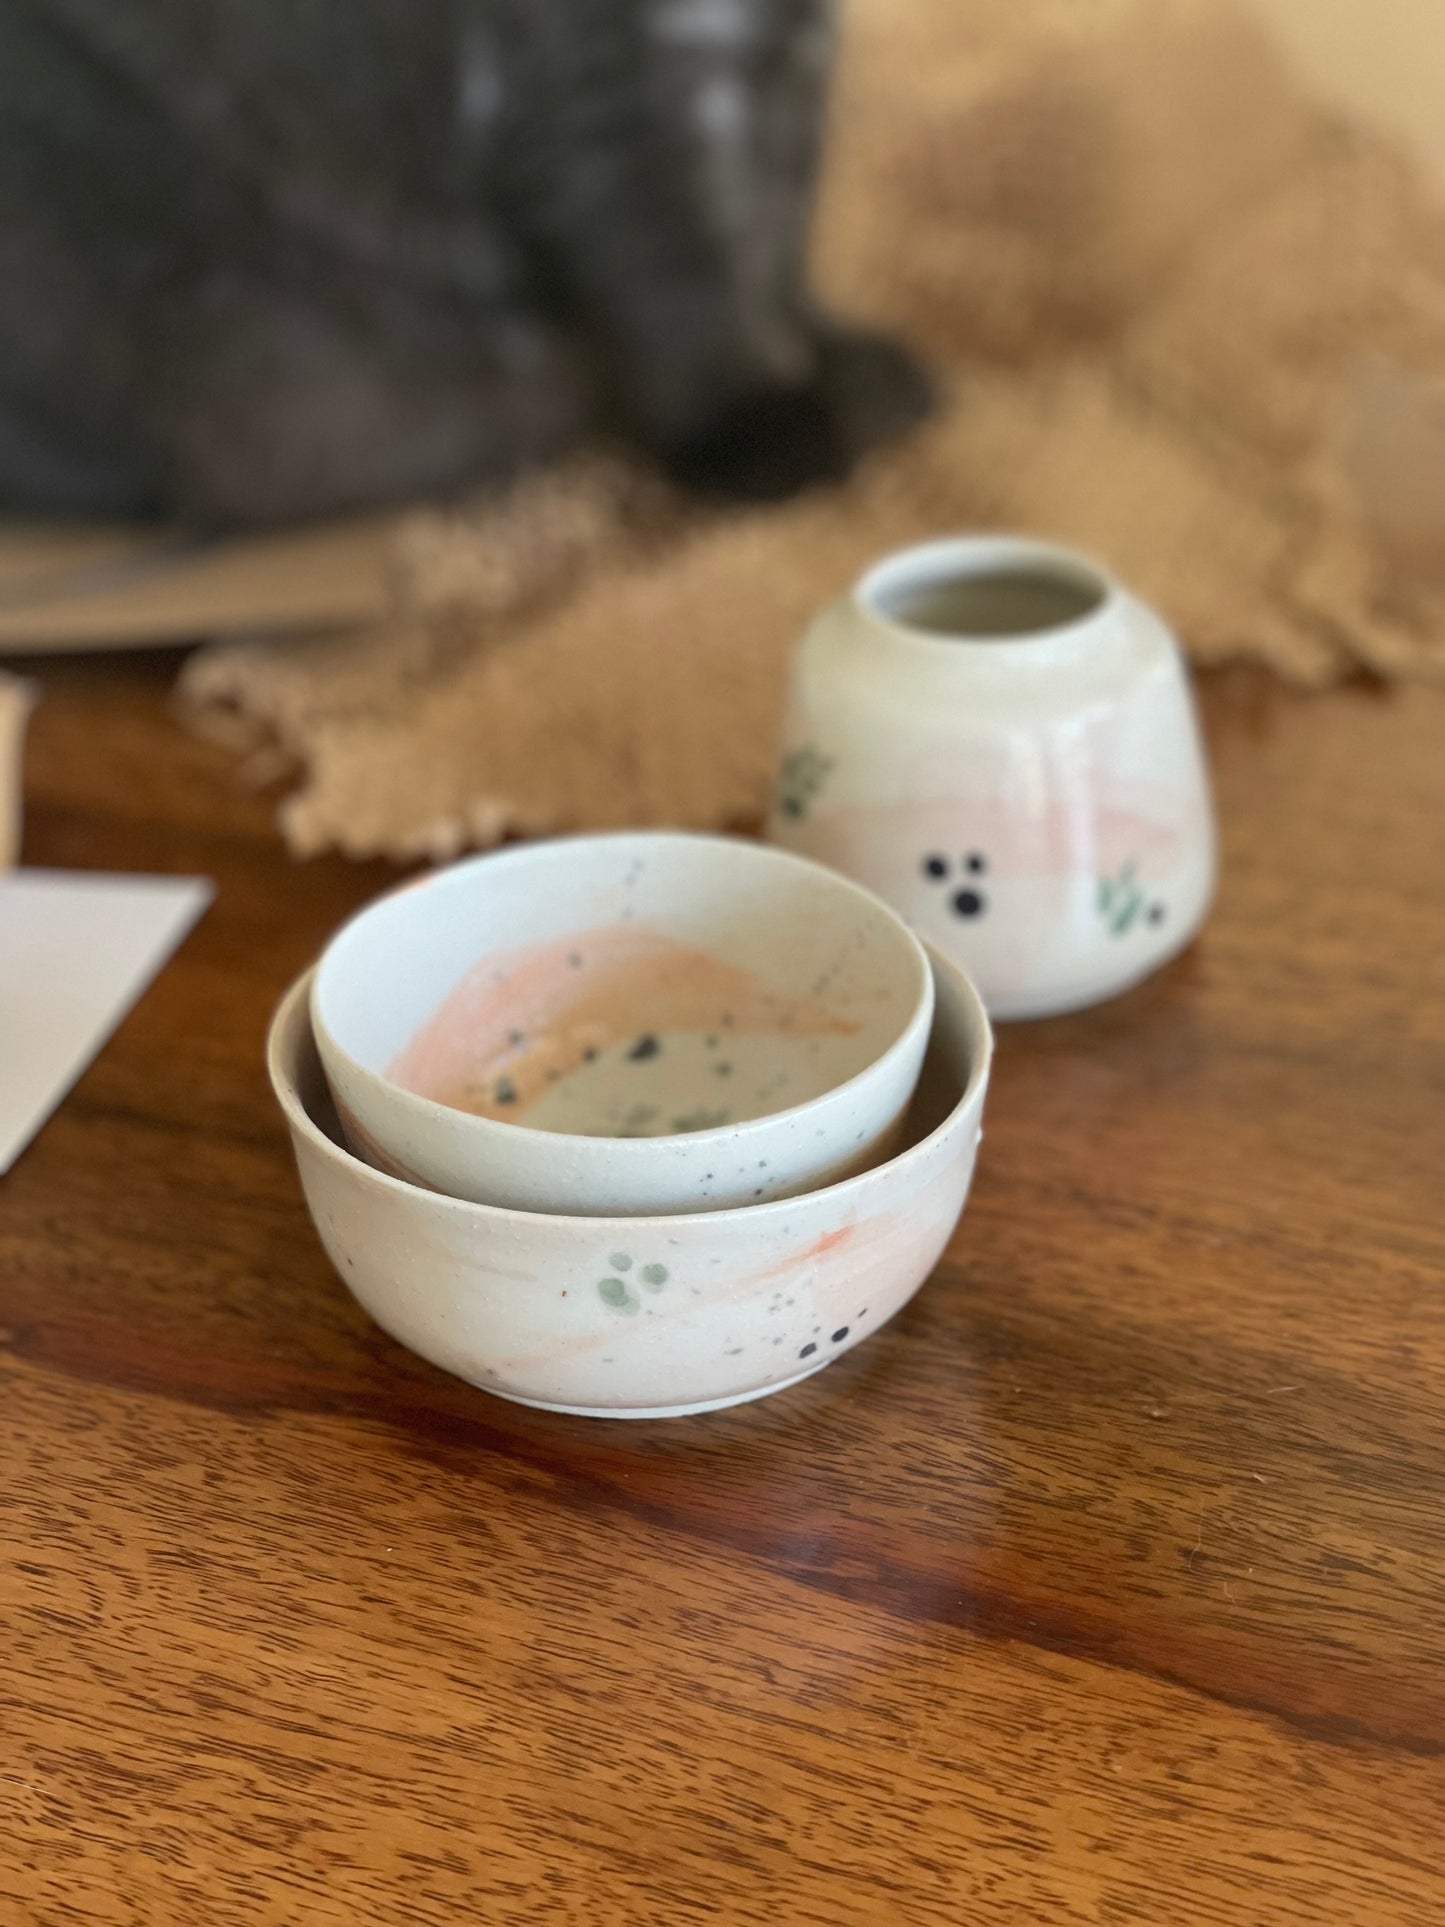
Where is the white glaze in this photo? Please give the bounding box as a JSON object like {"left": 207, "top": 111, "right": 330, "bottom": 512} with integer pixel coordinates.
{"left": 768, "top": 537, "right": 1217, "bottom": 1020}
{"left": 271, "top": 953, "right": 990, "bottom": 1417}
{"left": 312, "top": 832, "right": 933, "bottom": 1214}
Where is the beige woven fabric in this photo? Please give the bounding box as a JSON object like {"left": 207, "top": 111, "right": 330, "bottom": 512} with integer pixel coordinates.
{"left": 182, "top": 0, "right": 1445, "bottom": 860}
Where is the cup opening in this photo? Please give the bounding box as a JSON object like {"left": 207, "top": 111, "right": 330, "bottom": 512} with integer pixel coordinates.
{"left": 861, "top": 540, "right": 1110, "bottom": 642}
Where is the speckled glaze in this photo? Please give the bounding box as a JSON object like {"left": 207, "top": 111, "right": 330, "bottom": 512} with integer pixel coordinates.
{"left": 271, "top": 951, "right": 989, "bottom": 1418}
{"left": 311, "top": 833, "right": 933, "bottom": 1216}
{"left": 768, "top": 537, "right": 1217, "bottom": 1020}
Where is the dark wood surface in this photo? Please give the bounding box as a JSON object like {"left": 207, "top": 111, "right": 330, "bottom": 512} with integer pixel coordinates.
{"left": 2, "top": 650, "right": 1443, "bottom": 1926}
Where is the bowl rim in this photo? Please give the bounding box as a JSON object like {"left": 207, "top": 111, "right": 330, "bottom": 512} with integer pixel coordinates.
{"left": 308, "top": 829, "right": 936, "bottom": 1159}
{"left": 270, "top": 941, "right": 992, "bottom": 1233}
{"left": 855, "top": 533, "right": 1124, "bottom": 659}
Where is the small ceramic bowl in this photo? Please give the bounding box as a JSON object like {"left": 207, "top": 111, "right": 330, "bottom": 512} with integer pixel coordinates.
{"left": 311, "top": 832, "right": 934, "bottom": 1216}
{"left": 768, "top": 535, "right": 1217, "bottom": 1019}
{"left": 269, "top": 948, "right": 990, "bottom": 1417}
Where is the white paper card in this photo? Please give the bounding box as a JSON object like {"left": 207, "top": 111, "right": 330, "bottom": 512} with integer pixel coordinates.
{"left": 0, "top": 869, "right": 213, "bottom": 1173}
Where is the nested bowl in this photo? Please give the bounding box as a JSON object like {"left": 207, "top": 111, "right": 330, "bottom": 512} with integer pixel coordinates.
{"left": 270, "top": 945, "right": 990, "bottom": 1419}
{"left": 311, "top": 832, "right": 934, "bottom": 1216}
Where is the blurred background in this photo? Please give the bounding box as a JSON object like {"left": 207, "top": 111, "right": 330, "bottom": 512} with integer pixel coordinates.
{"left": 1258, "top": 0, "right": 1445, "bottom": 178}
{"left": 3, "top": 0, "right": 1444, "bottom": 864}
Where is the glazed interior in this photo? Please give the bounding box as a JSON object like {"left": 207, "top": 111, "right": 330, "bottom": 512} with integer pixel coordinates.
{"left": 862, "top": 539, "right": 1110, "bottom": 641}
{"left": 314, "top": 835, "right": 931, "bottom": 1141}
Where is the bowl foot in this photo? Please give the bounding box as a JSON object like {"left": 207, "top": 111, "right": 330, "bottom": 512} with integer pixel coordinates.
{"left": 477, "top": 1358, "right": 833, "bottom": 1420}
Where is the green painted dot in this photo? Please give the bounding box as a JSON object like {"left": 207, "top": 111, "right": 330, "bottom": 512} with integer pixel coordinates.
{"left": 598, "top": 1277, "right": 637, "bottom": 1314}
{"left": 640, "top": 1263, "right": 669, "bottom": 1288}
{"left": 609, "top": 1252, "right": 633, "bottom": 1271}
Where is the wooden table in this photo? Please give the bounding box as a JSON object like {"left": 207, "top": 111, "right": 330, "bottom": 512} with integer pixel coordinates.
{"left": 3, "top": 652, "right": 1442, "bottom": 1926}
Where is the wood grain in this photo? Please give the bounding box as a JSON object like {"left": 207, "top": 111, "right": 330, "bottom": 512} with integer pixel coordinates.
{"left": 1, "top": 651, "right": 1442, "bottom": 1926}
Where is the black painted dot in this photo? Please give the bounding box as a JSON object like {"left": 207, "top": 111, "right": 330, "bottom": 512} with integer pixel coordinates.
{"left": 922, "top": 853, "right": 949, "bottom": 881}
{"left": 951, "top": 887, "right": 985, "bottom": 919}
{"left": 627, "top": 1034, "right": 661, "bottom": 1061}
{"left": 583, "top": 1046, "right": 599, "bottom": 1063}
{"left": 965, "top": 852, "right": 987, "bottom": 875}
{"left": 799, "top": 1343, "right": 817, "bottom": 1359}
{"left": 508, "top": 1029, "right": 524, "bottom": 1046}
{"left": 831, "top": 1327, "right": 850, "bottom": 1344}
{"left": 1149, "top": 903, "right": 1166, "bottom": 925}
{"left": 494, "top": 1077, "right": 517, "bottom": 1105}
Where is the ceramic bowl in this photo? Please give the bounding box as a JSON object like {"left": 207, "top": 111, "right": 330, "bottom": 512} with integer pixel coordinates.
{"left": 270, "top": 949, "right": 990, "bottom": 1417}
{"left": 311, "top": 832, "right": 934, "bottom": 1216}
{"left": 768, "top": 535, "right": 1217, "bottom": 1019}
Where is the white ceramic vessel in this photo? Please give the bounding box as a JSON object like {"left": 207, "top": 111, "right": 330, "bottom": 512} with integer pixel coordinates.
{"left": 311, "top": 832, "right": 933, "bottom": 1216}
{"left": 768, "top": 536, "right": 1216, "bottom": 1020}
{"left": 271, "top": 953, "right": 991, "bottom": 1418}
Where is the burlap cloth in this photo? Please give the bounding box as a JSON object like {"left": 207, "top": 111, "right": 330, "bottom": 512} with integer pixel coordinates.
{"left": 181, "top": 0, "right": 1445, "bottom": 861}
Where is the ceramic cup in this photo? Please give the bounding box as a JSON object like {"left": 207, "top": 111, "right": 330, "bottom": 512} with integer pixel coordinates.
{"left": 767, "top": 535, "right": 1216, "bottom": 1019}
{"left": 311, "top": 831, "right": 934, "bottom": 1216}
{"left": 271, "top": 950, "right": 991, "bottom": 1417}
